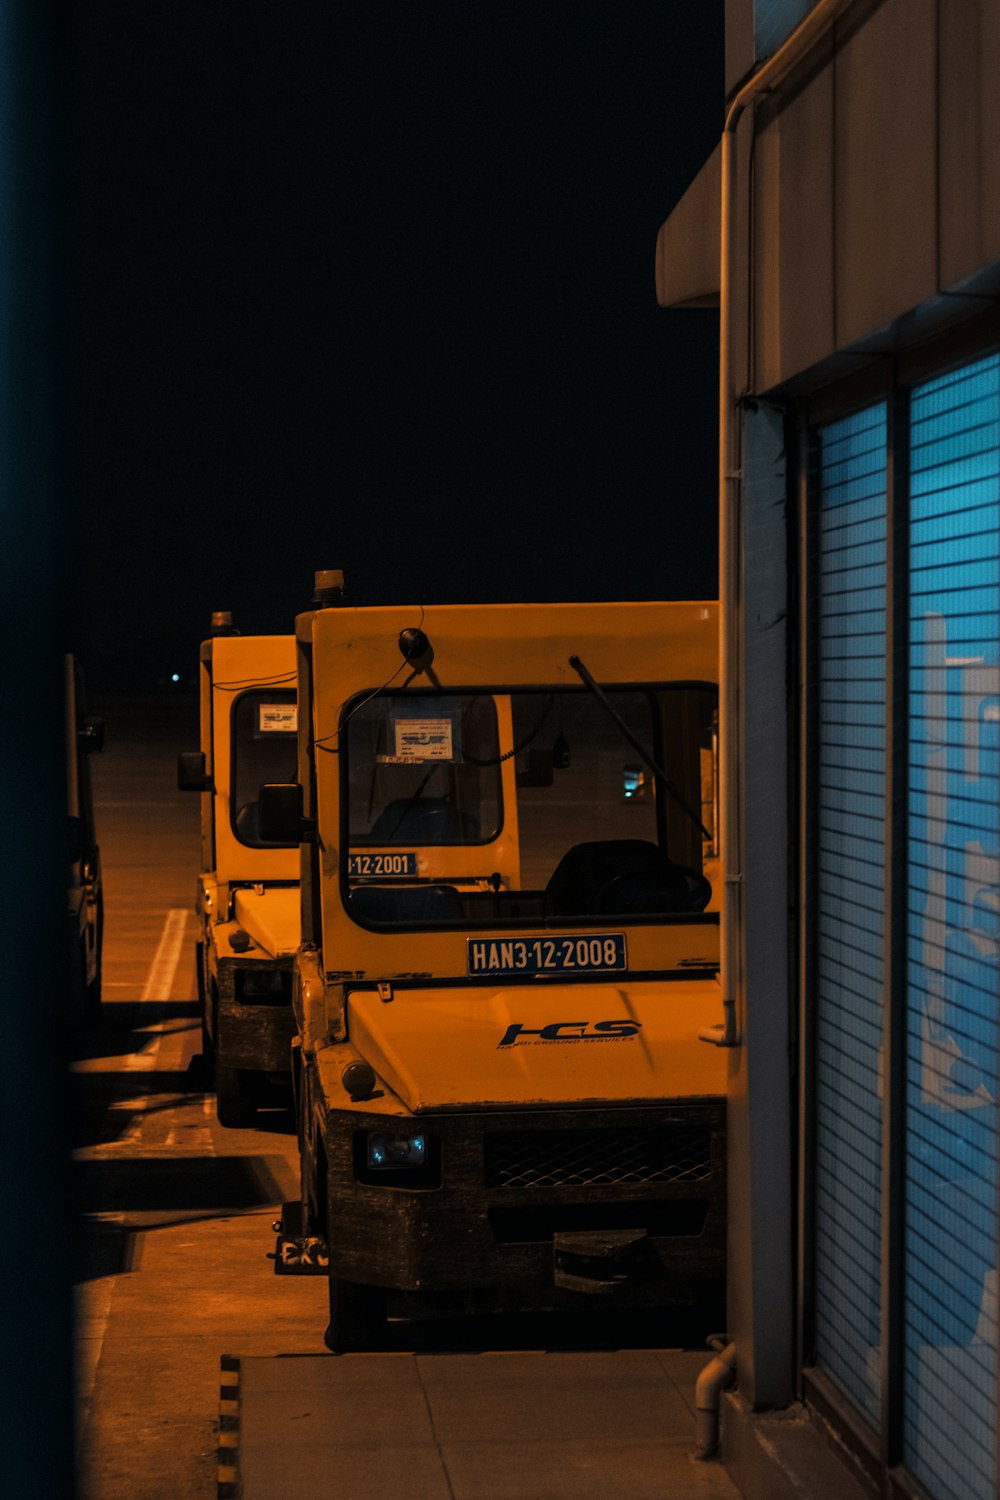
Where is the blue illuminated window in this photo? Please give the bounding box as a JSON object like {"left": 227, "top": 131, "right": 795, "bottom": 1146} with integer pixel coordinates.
{"left": 808, "top": 355, "right": 999, "bottom": 1500}
{"left": 813, "top": 401, "right": 887, "bottom": 1424}
{"left": 903, "top": 354, "right": 999, "bottom": 1500}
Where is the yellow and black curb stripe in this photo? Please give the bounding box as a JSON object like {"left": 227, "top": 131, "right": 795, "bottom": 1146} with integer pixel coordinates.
{"left": 218, "top": 1355, "right": 241, "bottom": 1499}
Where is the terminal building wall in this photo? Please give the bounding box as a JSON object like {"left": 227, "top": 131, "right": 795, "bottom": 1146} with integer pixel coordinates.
{"left": 661, "top": 2, "right": 1000, "bottom": 1497}
{"left": 732, "top": 0, "right": 1000, "bottom": 398}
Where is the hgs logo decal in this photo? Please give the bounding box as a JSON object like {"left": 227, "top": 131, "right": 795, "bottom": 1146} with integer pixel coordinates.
{"left": 497, "top": 1020, "right": 642, "bottom": 1049}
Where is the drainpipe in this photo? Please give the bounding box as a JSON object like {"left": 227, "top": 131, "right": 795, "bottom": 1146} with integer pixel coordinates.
{"left": 706, "top": 0, "right": 864, "bottom": 1055}
{"left": 695, "top": 1341, "right": 738, "bottom": 1459}
{"left": 697, "top": 0, "right": 866, "bottom": 1441}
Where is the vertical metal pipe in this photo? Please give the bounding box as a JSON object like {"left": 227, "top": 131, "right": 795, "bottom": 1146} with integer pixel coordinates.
{"left": 695, "top": 1341, "right": 738, "bottom": 1458}
{"left": 715, "top": 117, "right": 740, "bottom": 1050}
{"left": 712, "top": 0, "right": 862, "bottom": 1051}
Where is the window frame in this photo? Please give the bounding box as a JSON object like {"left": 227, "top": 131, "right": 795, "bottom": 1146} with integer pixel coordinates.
{"left": 228, "top": 687, "right": 299, "bottom": 849}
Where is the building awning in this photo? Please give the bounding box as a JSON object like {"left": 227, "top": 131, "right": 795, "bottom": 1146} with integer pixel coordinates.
{"left": 655, "top": 143, "right": 720, "bottom": 309}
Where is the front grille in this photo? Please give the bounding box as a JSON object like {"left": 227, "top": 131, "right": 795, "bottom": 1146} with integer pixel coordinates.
{"left": 488, "top": 1200, "right": 709, "bottom": 1243}
{"left": 484, "top": 1124, "right": 712, "bottom": 1191}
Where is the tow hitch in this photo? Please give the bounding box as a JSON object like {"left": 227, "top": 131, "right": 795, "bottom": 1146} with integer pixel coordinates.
{"left": 553, "top": 1228, "right": 648, "bottom": 1294}
{"left": 270, "top": 1201, "right": 329, "bottom": 1276}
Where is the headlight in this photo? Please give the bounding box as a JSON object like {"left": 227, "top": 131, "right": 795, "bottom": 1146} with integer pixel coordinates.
{"left": 354, "top": 1128, "right": 440, "bottom": 1187}
{"left": 366, "top": 1131, "right": 427, "bottom": 1170}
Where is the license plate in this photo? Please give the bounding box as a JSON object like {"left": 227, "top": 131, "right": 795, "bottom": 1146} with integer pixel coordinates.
{"left": 273, "top": 1232, "right": 329, "bottom": 1276}
{"left": 467, "top": 934, "right": 627, "bottom": 977}
{"left": 348, "top": 852, "right": 418, "bottom": 878}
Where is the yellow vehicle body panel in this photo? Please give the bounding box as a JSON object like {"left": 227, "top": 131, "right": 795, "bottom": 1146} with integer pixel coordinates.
{"left": 203, "top": 634, "right": 298, "bottom": 886}
{"left": 231, "top": 886, "right": 300, "bottom": 958}
{"left": 346, "top": 978, "right": 726, "bottom": 1112}
{"left": 305, "top": 600, "right": 718, "bottom": 982}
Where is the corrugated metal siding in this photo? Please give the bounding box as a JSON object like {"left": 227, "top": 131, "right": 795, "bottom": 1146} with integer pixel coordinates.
{"left": 813, "top": 402, "right": 888, "bottom": 1423}
{"left": 903, "top": 354, "right": 999, "bottom": 1500}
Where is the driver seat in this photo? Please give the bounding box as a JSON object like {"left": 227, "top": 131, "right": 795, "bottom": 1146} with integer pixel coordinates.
{"left": 543, "top": 839, "right": 711, "bottom": 918}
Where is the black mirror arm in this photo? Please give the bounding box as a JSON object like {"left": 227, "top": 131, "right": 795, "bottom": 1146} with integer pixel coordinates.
{"left": 568, "top": 654, "right": 711, "bottom": 843}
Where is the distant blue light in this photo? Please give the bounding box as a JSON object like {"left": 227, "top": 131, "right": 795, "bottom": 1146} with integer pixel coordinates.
{"left": 171, "top": 673, "right": 180, "bottom": 683}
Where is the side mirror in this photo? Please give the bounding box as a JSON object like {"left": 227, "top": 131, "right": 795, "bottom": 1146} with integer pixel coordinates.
{"left": 177, "top": 750, "right": 212, "bottom": 792}
{"left": 258, "top": 783, "right": 316, "bottom": 843}
{"left": 78, "top": 714, "right": 105, "bottom": 754}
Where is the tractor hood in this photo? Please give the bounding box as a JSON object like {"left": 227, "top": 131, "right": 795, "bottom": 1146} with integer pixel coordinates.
{"left": 346, "top": 979, "right": 726, "bottom": 1112}
{"left": 231, "top": 886, "right": 300, "bottom": 958}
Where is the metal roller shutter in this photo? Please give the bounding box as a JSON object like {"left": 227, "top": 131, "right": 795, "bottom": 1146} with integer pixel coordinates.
{"left": 903, "top": 353, "right": 999, "bottom": 1500}
{"left": 813, "top": 401, "right": 888, "bottom": 1423}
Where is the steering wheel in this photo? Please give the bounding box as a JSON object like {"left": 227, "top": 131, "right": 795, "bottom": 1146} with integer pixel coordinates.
{"left": 596, "top": 862, "right": 712, "bottom": 916}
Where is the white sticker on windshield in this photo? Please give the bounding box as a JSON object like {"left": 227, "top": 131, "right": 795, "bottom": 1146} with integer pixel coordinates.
{"left": 259, "top": 703, "right": 298, "bottom": 733}
{"left": 393, "top": 718, "right": 453, "bottom": 762}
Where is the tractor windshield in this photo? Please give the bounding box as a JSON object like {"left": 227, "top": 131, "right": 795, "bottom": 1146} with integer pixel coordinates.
{"left": 342, "top": 685, "right": 718, "bottom": 929}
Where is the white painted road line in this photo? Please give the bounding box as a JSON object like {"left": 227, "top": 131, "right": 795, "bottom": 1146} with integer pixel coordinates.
{"left": 141, "top": 908, "right": 189, "bottom": 1002}
{"left": 123, "top": 910, "right": 191, "bottom": 1093}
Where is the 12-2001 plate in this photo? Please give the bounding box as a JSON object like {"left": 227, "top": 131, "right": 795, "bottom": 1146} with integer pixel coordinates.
{"left": 348, "top": 852, "right": 417, "bottom": 878}
{"left": 467, "top": 933, "right": 627, "bottom": 977}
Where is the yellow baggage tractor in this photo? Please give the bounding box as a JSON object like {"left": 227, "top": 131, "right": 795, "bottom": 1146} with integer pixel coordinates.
{"left": 261, "top": 584, "right": 726, "bottom": 1347}
{"left": 178, "top": 619, "right": 299, "bottom": 1126}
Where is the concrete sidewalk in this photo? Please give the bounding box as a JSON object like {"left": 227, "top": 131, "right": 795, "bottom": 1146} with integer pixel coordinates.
{"left": 228, "top": 1348, "right": 742, "bottom": 1500}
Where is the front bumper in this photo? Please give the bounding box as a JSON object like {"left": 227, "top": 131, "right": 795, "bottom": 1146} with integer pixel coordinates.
{"left": 324, "top": 1099, "right": 725, "bottom": 1304}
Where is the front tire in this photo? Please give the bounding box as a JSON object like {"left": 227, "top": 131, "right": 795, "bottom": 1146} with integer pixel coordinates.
{"left": 215, "top": 1062, "right": 256, "bottom": 1128}
{"left": 196, "top": 943, "right": 211, "bottom": 1063}
{"left": 85, "top": 959, "right": 102, "bottom": 1023}
{"left": 324, "top": 1276, "right": 387, "bottom": 1353}
{"left": 84, "top": 889, "right": 104, "bottom": 1022}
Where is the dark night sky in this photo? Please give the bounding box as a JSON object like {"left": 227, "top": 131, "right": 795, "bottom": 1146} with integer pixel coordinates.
{"left": 65, "top": 4, "right": 723, "bottom": 690}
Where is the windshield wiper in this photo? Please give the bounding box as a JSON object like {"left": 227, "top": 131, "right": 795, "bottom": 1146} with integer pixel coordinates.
{"left": 568, "top": 654, "right": 711, "bottom": 842}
